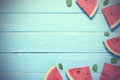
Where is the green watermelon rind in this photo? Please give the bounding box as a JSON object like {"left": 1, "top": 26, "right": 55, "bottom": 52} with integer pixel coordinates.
{"left": 44, "top": 65, "right": 56, "bottom": 80}
{"left": 104, "top": 41, "right": 120, "bottom": 56}
{"left": 89, "top": 0, "right": 99, "bottom": 18}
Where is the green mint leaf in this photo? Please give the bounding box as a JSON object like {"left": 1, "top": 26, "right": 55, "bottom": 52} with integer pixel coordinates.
{"left": 58, "top": 63, "right": 63, "bottom": 70}
{"left": 66, "top": 0, "right": 72, "bottom": 7}
{"left": 103, "top": 0, "right": 109, "bottom": 6}
{"left": 92, "top": 64, "right": 98, "bottom": 72}
{"left": 111, "top": 58, "right": 118, "bottom": 64}
{"left": 104, "top": 31, "right": 109, "bottom": 36}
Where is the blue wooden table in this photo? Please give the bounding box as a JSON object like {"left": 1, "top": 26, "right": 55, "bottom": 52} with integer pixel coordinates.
{"left": 0, "top": 0, "right": 120, "bottom": 80}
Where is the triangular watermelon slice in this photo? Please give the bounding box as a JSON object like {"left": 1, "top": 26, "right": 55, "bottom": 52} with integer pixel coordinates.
{"left": 102, "top": 2, "right": 120, "bottom": 29}
{"left": 100, "top": 63, "right": 120, "bottom": 80}
{"left": 76, "top": 0, "right": 99, "bottom": 18}
{"left": 66, "top": 66, "right": 92, "bottom": 80}
{"left": 44, "top": 65, "right": 63, "bottom": 80}
{"left": 104, "top": 36, "right": 120, "bottom": 56}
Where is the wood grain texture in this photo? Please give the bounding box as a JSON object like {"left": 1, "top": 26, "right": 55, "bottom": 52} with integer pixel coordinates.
{"left": 0, "top": 14, "right": 120, "bottom": 32}
{"left": 0, "top": 0, "right": 120, "bottom": 80}
{"left": 0, "top": 53, "right": 119, "bottom": 80}
{"left": 0, "top": 32, "right": 120, "bottom": 52}
{"left": 0, "top": 0, "right": 119, "bottom": 13}
{"left": 0, "top": 53, "right": 119, "bottom": 73}
{"left": 0, "top": 73, "right": 101, "bottom": 80}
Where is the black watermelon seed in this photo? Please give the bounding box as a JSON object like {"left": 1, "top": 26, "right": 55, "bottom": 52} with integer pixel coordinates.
{"left": 87, "top": 73, "right": 89, "bottom": 75}
{"left": 116, "top": 39, "right": 119, "bottom": 42}
{"left": 110, "top": 12, "right": 112, "bottom": 15}
{"left": 102, "top": 73, "right": 105, "bottom": 75}
{"left": 77, "top": 70, "right": 80, "bottom": 73}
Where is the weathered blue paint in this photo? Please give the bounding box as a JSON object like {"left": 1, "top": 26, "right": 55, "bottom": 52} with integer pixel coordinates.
{"left": 0, "top": 0, "right": 120, "bottom": 80}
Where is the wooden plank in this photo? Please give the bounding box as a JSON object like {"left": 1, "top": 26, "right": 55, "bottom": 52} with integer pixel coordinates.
{"left": 0, "top": 53, "right": 119, "bottom": 72}
{"left": 0, "top": 14, "right": 120, "bottom": 32}
{"left": 0, "top": 73, "right": 42, "bottom": 80}
{"left": 0, "top": 0, "right": 119, "bottom": 13}
{"left": 0, "top": 73, "right": 102, "bottom": 80}
{"left": 0, "top": 73, "right": 101, "bottom": 80}
{"left": 0, "top": 32, "right": 119, "bottom": 52}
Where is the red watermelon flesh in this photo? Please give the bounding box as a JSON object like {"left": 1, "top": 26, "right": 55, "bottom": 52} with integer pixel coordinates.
{"left": 100, "top": 63, "right": 120, "bottom": 80}
{"left": 66, "top": 66, "right": 92, "bottom": 80}
{"left": 44, "top": 65, "right": 63, "bottom": 80}
{"left": 104, "top": 36, "right": 120, "bottom": 56}
{"left": 76, "top": 0, "right": 99, "bottom": 18}
{"left": 102, "top": 2, "right": 120, "bottom": 29}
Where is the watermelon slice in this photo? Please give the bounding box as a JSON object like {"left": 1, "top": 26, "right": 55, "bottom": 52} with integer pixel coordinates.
{"left": 44, "top": 65, "right": 63, "bottom": 80}
{"left": 104, "top": 36, "right": 120, "bottom": 56}
{"left": 66, "top": 66, "right": 92, "bottom": 80}
{"left": 76, "top": 0, "right": 99, "bottom": 18}
{"left": 100, "top": 63, "right": 120, "bottom": 80}
{"left": 102, "top": 2, "right": 120, "bottom": 29}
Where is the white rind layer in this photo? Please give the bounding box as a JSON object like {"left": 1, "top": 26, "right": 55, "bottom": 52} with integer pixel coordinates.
{"left": 66, "top": 70, "right": 74, "bottom": 80}
{"left": 104, "top": 41, "right": 120, "bottom": 56}
{"left": 111, "top": 18, "right": 120, "bottom": 29}
{"left": 44, "top": 65, "right": 56, "bottom": 80}
{"left": 89, "top": 0, "right": 99, "bottom": 18}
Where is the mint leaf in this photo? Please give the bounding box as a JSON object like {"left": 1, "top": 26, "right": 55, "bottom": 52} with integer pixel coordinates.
{"left": 66, "top": 0, "right": 72, "bottom": 7}
{"left": 58, "top": 63, "right": 63, "bottom": 70}
{"left": 111, "top": 58, "right": 118, "bottom": 64}
{"left": 92, "top": 64, "right": 98, "bottom": 72}
{"left": 103, "top": 0, "right": 109, "bottom": 6}
{"left": 104, "top": 31, "right": 109, "bottom": 36}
